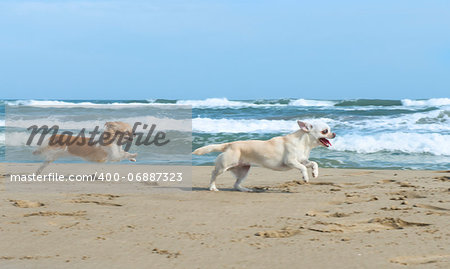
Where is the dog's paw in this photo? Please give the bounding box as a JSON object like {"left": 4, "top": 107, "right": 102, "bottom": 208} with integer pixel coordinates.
{"left": 129, "top": 158, "right": 136, "bottom": 162}
{"left": 235, "top": 185, "right": 254, "bottom": 192}
{"left": 303, "top": 176, "right": 310, "bottom": 183}
{"left": 209, "top": 186, "right": 219, "bottom": 192}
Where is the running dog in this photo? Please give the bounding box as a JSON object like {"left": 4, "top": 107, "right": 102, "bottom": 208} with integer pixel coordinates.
{"left": 33, "top": 121, "right": 137, "bottom": 174}
{"left": 193, "top": 121, "right": 336, "bottom": 192}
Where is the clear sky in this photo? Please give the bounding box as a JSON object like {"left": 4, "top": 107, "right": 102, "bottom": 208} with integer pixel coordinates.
{"left": 0, "top": 0, "right": 449, "bottom": 100}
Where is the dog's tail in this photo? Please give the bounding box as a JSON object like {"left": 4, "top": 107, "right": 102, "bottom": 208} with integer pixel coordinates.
{"left": 192, "top": 143, "right": 229, "bottom": 155}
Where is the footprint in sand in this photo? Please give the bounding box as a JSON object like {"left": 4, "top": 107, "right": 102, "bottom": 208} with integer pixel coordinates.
{"left": 390, "top": 190, "right": 426, "bottom": 199}
{"left": 390, "top": 254, "right": 450, "bottom": 265}
{"left": 305, "top": 210, "right": 329, "bottom": 217}
{"left": 368, "top": 217, "right": 430, "bottom": 229}
{"left": 23, "top": 211, "right": 87, "bottom": 217}
{"left": 434, "top": 175, "right": 450, "bottom": 181}
{"left": 413, "top": 204, "right": 450, "bottom": 211}
{"left": 377, "top": 179, "right": 396, "bottom": 184}
{"left": 76, "top": 194, "right": 120, "bottom": 200}
{"left": 70, "top": 200, "right": 122, "bottom": 207}
{"left": 9, "top": 200, "right": 44, "bottom": 208}
{"left": 255, "top": 228, "right": 301, "bottom": 238}
{"left": 152, "top": 248, "right": 181, "bottom": 258}
{"left": 328, "top": 212, "right": 351, "bottom": 218}
{"left": 306, "top": 217, "right": 431, "bottom": 233}
{"left": 381, "top": 206, "right": 412, "bottom": 211}
{"left": 397, "top": 181, "right": 416, "bottom": 188}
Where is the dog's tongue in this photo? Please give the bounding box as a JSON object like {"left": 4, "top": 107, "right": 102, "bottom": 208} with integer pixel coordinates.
{"left": 319, "top": 138, "right": 332, "bottom": 147}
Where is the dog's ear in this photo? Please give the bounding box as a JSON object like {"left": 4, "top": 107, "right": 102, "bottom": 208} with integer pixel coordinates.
{"left": 297, "top": 121, "right": 312, "bottom": 132}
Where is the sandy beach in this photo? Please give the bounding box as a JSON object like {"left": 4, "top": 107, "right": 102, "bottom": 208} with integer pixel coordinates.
{"left": 0, "top": 163, "right": 449, "bottom": 268}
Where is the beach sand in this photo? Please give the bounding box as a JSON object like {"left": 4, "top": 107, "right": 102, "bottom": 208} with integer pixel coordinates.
{"left": 0, "top": 163, "right": 449, "bottom": 268}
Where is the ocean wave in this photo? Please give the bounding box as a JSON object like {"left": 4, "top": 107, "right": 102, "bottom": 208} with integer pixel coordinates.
{"left": 1, "top": 131, "right": 38, "bottom": 147}
{"left": 4, "top": 107, "right": 449, "bottom": 134}
{"left": 334, "top": 109, "right": 450, "bottom": 132}
{"left": 5, "top": 100, "right": 166, "bottom": 108}
{"left": 177, "top": 98, "right": 337, "bottom": 108}
{"left": 289, "top": 99, "right": 336, "bottom": 106}
{"left": 176, "top": 98, "right": 252, "bottom": 108}
{"left": 332, "top": 132, "right": 450, "bottom": 156}
{"left": 179, "top": 98, "right": 450, "bottom": 108}
{"left": 5, "top": 116, "right": 191, "bottom": 132}
{"left": 335, "top": 99, "right": 402, "bottom": 107}
{"left": 5, "top": 98, "right": 450, "bottom": 109}
{"left": 402, "top": 98, "right": 450, "bottom": 107}
{"left": 192, "top": 107, "right": 450, "bottom": 133}
{"left": 7, "top": 100, "right": 100, "bottom": 106}
{"left": 192, "top": 118, "right": 335, "bottom": 133}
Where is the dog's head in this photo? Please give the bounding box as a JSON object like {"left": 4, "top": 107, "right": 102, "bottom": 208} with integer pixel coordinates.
{"left": 297, "top": 120, "right": 336, "bottom": 148}
{"left": 104, "top": 121, "right": 135, "bottom": 142}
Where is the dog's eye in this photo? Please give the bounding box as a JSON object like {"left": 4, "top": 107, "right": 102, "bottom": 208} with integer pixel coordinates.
{"left": 321, "top": 129, "right": 328, "bottom": 134}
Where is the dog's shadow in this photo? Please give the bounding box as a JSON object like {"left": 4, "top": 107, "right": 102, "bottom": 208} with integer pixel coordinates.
{"left": 191, "top": 186, "right": 293, "bottom": 193}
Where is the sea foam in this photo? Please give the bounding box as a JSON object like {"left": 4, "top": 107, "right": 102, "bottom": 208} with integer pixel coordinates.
{"left": 333, "top": 132, "right": 450, "bottom": 156}
{"left": 402, "top": 98, "right": 450, "bottom": 107}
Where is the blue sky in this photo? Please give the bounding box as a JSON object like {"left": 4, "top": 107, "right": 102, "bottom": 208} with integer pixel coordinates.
{"left": 0, "top": 0, "right": 449, "bottom": 100}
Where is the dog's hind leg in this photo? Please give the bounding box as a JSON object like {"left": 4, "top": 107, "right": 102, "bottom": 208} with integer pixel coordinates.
{"left": 35, "top": 149, "right": 64, "bottom": 175}
{"left": 210, "top": 151, "right": 241, "bottom": 191}
{"left": 230, "top": 165, "right": 251, "bottom": 192}
{"left": 36, "top": 158, "right": 55, "bottom": 175}
{"left": 209, "top": 153, "right": 226, "bottom": 191}
{"left": 210, "top": 166, "right": 223, "bottom": 192}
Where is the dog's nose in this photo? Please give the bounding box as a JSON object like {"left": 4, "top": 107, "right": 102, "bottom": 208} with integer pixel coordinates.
{"left": 331, "top": 133, "right": 336, "bottom": 138}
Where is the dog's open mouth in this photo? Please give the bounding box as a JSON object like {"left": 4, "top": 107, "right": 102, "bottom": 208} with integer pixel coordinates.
{"left": 319, "top": 138, "right": 332, "bottom": 147}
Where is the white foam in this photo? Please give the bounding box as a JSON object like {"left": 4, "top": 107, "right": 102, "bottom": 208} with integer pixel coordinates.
{"left": 8, "top": 100, "right": 97, "bottom": 107}
{"left": 289, "top": 99, "right": 336, "bottom": 106}
{"left": 193, "top": 118, "right": 295, "bottom": 133}
{"left": 192, "top": 108, "right": 450, "bottom": 133}
{"left": 402, "top": 98, "right": 450, "bottom": 107}
{"left": 5, "top": 116, "right": 191, "bottom": 132}
{"left": 332, "top": 132, "right": 450, "bottom": 156}
{"left": 0, "top": 120, "right": 5, "bottom": 127}
{"left": 176, "top": 98, "right": 251, "bottom": 108}
{"left": 177, "top": 98, "right": 336, "bottom": 108}
{"left": 344, "top": 109, "right": 450, "bottom": 132}
{"left": 5, "top": 100, "right": 173, "bottom": 108}
{"left": 6, "top": 98, "right": 450, "bottom": 109}
{"left": 3, "top": 131, "right": 40, "bottom": 146}
{"left": 192, "top": 118, "right": 335, "bottom": 133}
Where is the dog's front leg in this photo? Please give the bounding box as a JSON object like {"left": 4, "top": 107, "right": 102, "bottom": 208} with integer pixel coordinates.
{"left": 304, "top": 160, "right": 319, "bottom": 178}
{"left": 286, "top": 159, "right": 309, "bottom": 182}
{"left": 122, "top": 152, "right": 137, "bottom": 162}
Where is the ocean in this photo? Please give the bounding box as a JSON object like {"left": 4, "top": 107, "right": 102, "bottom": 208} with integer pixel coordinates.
{"left": 1, "top": 98, "right": 449, "bottom": 170}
